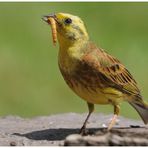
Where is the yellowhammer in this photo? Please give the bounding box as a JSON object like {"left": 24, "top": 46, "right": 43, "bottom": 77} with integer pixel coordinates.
{"left": 42, "top": 13, "right": 148, "bottom": 133}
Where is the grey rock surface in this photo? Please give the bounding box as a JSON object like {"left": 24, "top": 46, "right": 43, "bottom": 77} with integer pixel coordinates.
{"left": 0, "top": 113, "right": 146, "bottom": 146}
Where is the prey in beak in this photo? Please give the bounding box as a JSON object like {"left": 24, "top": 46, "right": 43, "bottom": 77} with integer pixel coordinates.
{"left": 42, "top": 13, "right": 56, "bottom": 23}
{"left": 42, "top": 13, "right": 57, "bottom": 45}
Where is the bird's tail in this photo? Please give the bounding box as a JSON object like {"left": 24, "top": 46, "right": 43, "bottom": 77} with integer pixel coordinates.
{"left": 129, "top": 99, "right": 148, "bottom": 124}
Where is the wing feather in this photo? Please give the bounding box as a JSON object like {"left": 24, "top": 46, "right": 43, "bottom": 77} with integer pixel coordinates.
{"left": 81, "top": 43, "right": 141, "bottom": 98}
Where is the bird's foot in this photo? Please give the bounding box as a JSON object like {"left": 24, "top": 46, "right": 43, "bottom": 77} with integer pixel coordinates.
{"left": 79, "top": 125, "right": 88, "bottom": 135}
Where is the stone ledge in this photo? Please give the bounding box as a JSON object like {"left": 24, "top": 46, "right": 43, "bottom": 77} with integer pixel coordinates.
{"left": 65, "top": 127, "right": 148, "bottom": 146}
{"left": 0, "top": 113, "right": 147, "bottom": 146}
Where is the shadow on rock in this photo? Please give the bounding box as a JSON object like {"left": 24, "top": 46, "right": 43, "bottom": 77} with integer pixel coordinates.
{"left": 13, "top": 126, "right": 142, "bottom": 141}
{"left": 13, "top": 128, "right": 99, "bottom": 141}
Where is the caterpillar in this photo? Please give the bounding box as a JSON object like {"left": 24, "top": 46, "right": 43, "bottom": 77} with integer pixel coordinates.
{"left": 48, "top": 17, "right": 57, "bottom": 45}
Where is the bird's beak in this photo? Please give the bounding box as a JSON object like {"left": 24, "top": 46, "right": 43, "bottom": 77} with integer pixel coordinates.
{"left": 42, "top": 13, "right": 56, "bottom": 24}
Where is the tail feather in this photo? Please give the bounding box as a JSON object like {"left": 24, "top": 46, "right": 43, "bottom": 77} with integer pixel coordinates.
{"left": 129, "top": 100, "right": 148, "bottom": 124}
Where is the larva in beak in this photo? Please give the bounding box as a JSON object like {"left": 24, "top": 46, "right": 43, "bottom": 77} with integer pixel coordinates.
{"left": 48, "top": 17, "right": 57, "bottom": 45}
{"left": 43, "top": 16, "right": 57, "bottom": 46}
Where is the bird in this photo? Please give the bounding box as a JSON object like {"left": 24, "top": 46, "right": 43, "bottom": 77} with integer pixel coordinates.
{"left": 42, "top": 12, "right": 148, "bottom": 134}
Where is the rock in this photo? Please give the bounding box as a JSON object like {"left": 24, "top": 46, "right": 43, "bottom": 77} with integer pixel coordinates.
{"left": 9, "top": 141, "right": 17, "bottom": 146}
{"left": 64, "top": 127, "right": 148, "bottom": 146}
{"left": 64, "top": 134, "right": 84, "bottom": 146}
{"left": 0, "top": 113, "right": 147, "bottom": 146}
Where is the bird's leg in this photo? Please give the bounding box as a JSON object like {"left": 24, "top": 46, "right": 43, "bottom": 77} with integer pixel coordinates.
{"left": 79, "top": 102, "right": 94, "bottom": 135}
{"left": 107, "top": 104, "right": 120, "bottom": 131}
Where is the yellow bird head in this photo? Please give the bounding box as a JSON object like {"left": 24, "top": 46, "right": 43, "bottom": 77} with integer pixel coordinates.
{"left": 43, "top": 13, "right": 89, "bottom": 47}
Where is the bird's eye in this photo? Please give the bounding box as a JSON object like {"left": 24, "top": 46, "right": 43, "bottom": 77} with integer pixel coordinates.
{"left": 64, "top": 18, "right": 72, "bottom": 24}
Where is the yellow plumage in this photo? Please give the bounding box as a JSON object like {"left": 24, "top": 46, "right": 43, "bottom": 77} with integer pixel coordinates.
{"left": 43, "top": 12, "right": 148, "bottom": 133}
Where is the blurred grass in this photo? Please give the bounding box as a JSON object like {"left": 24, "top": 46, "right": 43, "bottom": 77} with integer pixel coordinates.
{"left": 0, "top": 2, "right": 148, "bottom": 120}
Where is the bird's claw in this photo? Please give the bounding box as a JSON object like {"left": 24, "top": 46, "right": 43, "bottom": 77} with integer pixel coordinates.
{"left": 79, "top": 125, "right": 88, "bottom": 135}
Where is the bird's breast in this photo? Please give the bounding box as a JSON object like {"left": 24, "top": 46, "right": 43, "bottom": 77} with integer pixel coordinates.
{"left": 59, "top": 64, "right": 113, "bottom": 105}
{"left": 58, "top": 46, "right": 124, "bottom": 105}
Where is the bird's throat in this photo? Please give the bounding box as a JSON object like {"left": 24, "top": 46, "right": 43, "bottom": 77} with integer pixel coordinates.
{"left": 58, "top": 39, "right": 88, "bottom": 74}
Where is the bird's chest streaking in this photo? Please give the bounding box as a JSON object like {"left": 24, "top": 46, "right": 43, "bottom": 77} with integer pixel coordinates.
{"left": 58, "top": 45, "right": 123, "bottom": 105}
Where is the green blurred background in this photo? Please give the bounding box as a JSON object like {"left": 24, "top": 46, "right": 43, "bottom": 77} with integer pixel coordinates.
{"left": 0, "top": 2, "right": 148, "bottom": 120}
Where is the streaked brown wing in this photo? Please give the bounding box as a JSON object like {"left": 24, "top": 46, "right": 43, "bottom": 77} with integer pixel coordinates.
{"left": 81, "top": 43, "right": 141, "bottom": 98}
